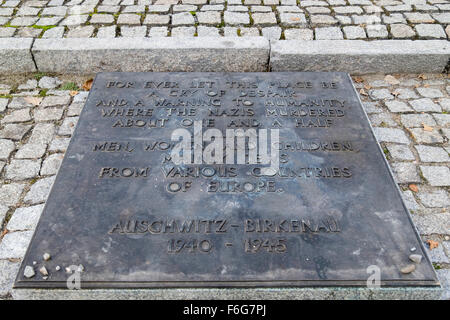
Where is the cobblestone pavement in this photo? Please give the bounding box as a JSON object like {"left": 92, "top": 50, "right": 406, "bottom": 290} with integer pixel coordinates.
{"left": 0, "top": 0, "right": 449, "bottom": 40}
{"left": 0, "top": 73, "right": 449, "bottom": 299}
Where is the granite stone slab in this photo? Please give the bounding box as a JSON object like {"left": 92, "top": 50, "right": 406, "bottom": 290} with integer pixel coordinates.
{"left": 0, "top": 38, "right": 36, "bottom": 73}
{"left": 31, "top": 37, "right": 270, "bottom": 73}
{"left": 270, "top": 40, "right": 450, "bottom": 74}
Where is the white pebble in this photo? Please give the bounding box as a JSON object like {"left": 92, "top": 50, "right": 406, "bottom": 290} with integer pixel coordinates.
{"left": 24, "top": 266, "right": 35, "bottom": 278}
{"left": 409, "top": 254, "right": 423, "bottom": 264}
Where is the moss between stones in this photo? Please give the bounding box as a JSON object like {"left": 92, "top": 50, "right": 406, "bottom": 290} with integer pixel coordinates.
{"left": 39, "top": 89, "right": 48, "bottom": 97}
{"left": 31, "top": 25, "right": 57, "bottom": 31}
{"left": 3, "top": 22, "right": 19, "bottom": 28}
{"left": 33, "top": 72, "right": 47, "bottom": 81}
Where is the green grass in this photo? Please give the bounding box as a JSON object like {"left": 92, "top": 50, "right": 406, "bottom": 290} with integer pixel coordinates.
{"left": 0, "top": 94, "right": 12, "bottom": 99}
{"left": 60, "top": 82, "right": 80, "bottom": 91}
{"left": 34, "top": 72, "right": 47, "bottom": 81}
{"left": 39, "top": 89, "right": 48, "bottom": 97}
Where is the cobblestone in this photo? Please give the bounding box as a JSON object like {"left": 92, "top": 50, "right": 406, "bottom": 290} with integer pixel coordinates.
{"left": 224, "top": 11, "right": 250, "bottom": 25}
{"left": 386, "top": 144, "right": 415, "bottom": 161}
{"left": 0, "top": 139, "right": 15, "bottom": 160}
{"left": 172, "top": 12, "right": 195, "bottom": 25}
{"left": 402, "top": 190, "right": 420, "bottom": 210}
{"left": 420, "top": 166, "right": 450, "bottom": 186}
{"left": 315, "top": 26, "right": 344, "bottom": 39}
{"left": 0, "top": 124, "right": 31, "bottom": 141}
{"left": 38, "top": 77, "right": 62, "bottom": 89}
{"left": 412, "top": 213, "right": 450, "bottom": 236}
{"left": 415, "top": 23, "right": 447, "bottom": 38}
{"left": 34, "top": 107, "right": 64, "bottom": 122}
{"left": 410, "top": 128, "right": 444, "bottom": 144}
{"left": 385, "top": 100, "right": 413, "bottom": 113}
{"left": 284, "top": 28, "right": 314, "bottom": 39}
{"left": 0, "top": 260, "right": 20, "bottom": 297}
{"left": 434, "top": 113, "right": 450, "bottom": 126}
{"left": 417, "top": 190, "right": 450, "bottom": 208}
{"left": 15, "top": 143, "right": 47, "bottom": 159}
{"left": 417, "top": 87, "right": 445, "bottom": 98}
{"left": 40, "top": 153, "right": 64, "bottom": 176}
{"left": 390, "top": 24, "right": 416, "bottom": 38}
{"left": 0, "top": 183, "right": 25, "bottom": 207}
{"left": 415, "top": 145, "right": 449, "bottom": 162}
{"left": 400, "top": 114, "right": 436, "bottom": 128}
{"left": 343, "top": 26, "right": 366, "bottom": 39}
{"left": 369, "top": 88, "right": 394, "bottom": 100}
{"left": 5, "top": 159, "right": 41, "bottom": 180}
{"left": 409, "top": 98, "right": 442, "bottom": 112}
{"left": 0, "top": 231, "right": 34, "bottom": 259}
{"left": 7, "top": 204, "right": 44, "bottom": 231}
{"left": 373, "top": 127, "right": 410, "bottom": 144}
{"left": 0, "top": 0, "right": 447, "bottom": 40}
{"left": 2, "top": 109, "right": 31, "bottom": 124}
{"left": 391, "top": 162, "right": 421, "bottom": 183}
{"left": 428, "top": 246, "right": 450, "bottom": 264}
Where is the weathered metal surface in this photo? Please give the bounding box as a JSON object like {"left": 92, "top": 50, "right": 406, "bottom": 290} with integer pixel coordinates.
{"left": 15, "top": 72, "right": 439, "bottom": 289}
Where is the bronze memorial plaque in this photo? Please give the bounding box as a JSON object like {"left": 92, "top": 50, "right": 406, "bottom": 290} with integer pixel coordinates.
{"left": 15, "top": 72, "right": 439, "bottom": 289}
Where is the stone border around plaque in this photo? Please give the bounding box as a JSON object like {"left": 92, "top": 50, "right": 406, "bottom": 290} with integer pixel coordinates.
{"left": 0, "top": 38, "right": 36, "bottom": 73}
{"left": 270, "top": 40, "right": 450, "bottom": 74}
{"left": 0, "top": 38, "right": 449, "bottom": 74}
{"left": 12, "top": 287, "right": 444, "bottom": 300}
{"left": 31, "top": 37, "right": 270, "bottom": 73}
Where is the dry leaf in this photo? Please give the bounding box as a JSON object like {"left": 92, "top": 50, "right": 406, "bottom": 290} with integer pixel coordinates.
{"left": 290, "top": 17, "right": 300, "bottom": 21}
{"left": 418, "top": 74, "right": 427, "bottom": 80}
{"left": 423, "top": 84, "right": 430, "bottom": 88}
{"left": 0, "top": 229, "right": 8, "bottom": 239}
{"left": 409, "top": 184, "right": 418, "bottom": 192}
{"left": 24, "top": 96, "right": 43, "bottom": 106}
{"left": 364, "top": 84, "right": 372, "bottom": 90}
{"left": 82, "top": 78, "right": 93, "bottom": 91}
{"left": 384, "top": 75, "right": 400, "bottom": 85}
{"left": 427, "top": 240, "right": 439, "bottom": 250}
{"left": 423, "top": 124, "right": 433, "bottom": 132}
{"left": 359, "top": 88, "right": 368, "bottom": 96}
{"left": 69, "top": 90, "right": 79, "bottom": 96}
{"left": 353, "top": 76, "right": 364, "bottom": 83}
